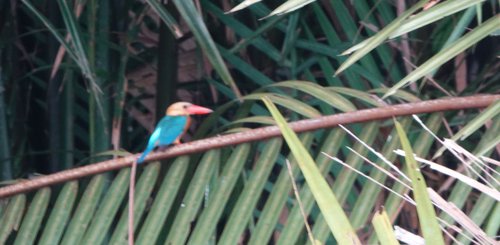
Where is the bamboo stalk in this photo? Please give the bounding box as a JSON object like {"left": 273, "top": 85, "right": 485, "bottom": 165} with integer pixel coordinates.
{"left": 0, "top": 68, "right": 12, "bottom": 180}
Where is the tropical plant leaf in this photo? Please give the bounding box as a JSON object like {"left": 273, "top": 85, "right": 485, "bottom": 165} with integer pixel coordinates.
{"left": 267, "top": 81, "right": 356, "bottom": 112}
{"left": 394, "top": 119, "right": 444, "bottom": 245}
{"left": 433, "top": 100, "right": 500, "bottom": 158}
{"left": 263, "top": 96, "right": 361, "bottom": 245}
{"left": 336, "top": 0, "right": 428, "bottom": 75}
{"left": 227, "top": 0, "right": 262, "bottom": 13}
{"left": 244, "top": 93, "right": 322, "bottom": 118}
{"left": 0, "top": 195, "right": 26, "bottom": 244}
{"left": 171, "top": 0, "right": 242, "bottom": 99}
{"left": 21, "top": 0, "right": 79, "bottom": 64}
{"left": 346, "top": 0, "right": 487, "bottom": 54}
{"left": 266, "top": 0, "right": 316, "bottom": 18}
{"left": 384, "top": 14, "right": 500, "bottom": 98}
{"left": 144, "top": 0, "right": 183, "bottom": 38}
{"left": 1, "top": 0, "right": 498, "bottom": 244}
{"left": 0, "top": 103, "right": 497, "bottom": 244}
{"left": 38, "top": 182, "right": 78, "bottom": 245}
{"left": 372, "top": 208, "right": 399, "bottom": 245}
{"left": 14, "top": 188, "right": 50, "bottom": 244}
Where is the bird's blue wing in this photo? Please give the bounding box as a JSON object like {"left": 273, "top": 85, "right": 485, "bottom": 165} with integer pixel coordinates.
{"left": 157, "top": 116, "right": 188, "bottom": 146}
{"left": 137, "top": 127, "right": 162, "bottom": 163}
{"left": 137, "top": 116, "right": 188, "bottom": 164}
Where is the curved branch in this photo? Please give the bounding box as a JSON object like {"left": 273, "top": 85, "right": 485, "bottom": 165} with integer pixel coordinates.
{"left": 0, "top": 94, "right": 498, "bottom": 198}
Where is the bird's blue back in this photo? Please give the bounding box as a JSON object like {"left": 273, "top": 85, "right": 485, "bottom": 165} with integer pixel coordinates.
{"left": 137, "top": 115, "right": 188, "bottom": 163}
{"left": 157, "top": 116, "right": 188, "bottom": 145}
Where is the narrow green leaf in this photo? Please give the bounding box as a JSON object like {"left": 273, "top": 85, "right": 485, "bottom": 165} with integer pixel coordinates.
{"left": 21, "top": 0, "right": 79, "bottom": 62}
{"left": 0, "top": 195, "right": 26, "bottom": 244}
{"left": 144, "top": 0, "right": 183, "bottom": 38}
{"left": 266, "top": 0, "right": 316, "bottom": 17}
{"left": 454, "top": 188, "right": 498, "bottom": 244}
{"left": 172, "top": 0, "right": 242, "bottom": 99}
{"left": 81, "top": 169, "right": 131, "bottom": 244}
{"left": 433, "top": 100, "right": 500, "bottom": 158}
{"left": 383, "top": 15, "right": 500, "bottom": 98}
{"left": 389, "top": 0, "right": 486, "bottom": 38}
{"left": 394, "top": 120, "right": 444, "bottom": 245}
{"left": 39, "top": 182, "right": 78, "bottom": 245}
{"left": 328, "top": 87, "right": 383, "bottom": 106}
{"left": 452, "top": 100, "right": 500, "bottom": 140}
{"left": 204, "top": 0, "right": 285, "bottom": 64}
{"left": 268, "top": 81, "right": 356, "bottom": 112}
{"left": 370, "top": 88, "right": 421, "bottom": 103}
{"left": 336, "top": 0, "right": 428, "bottom": 75}
{"left": 347, "top": 0, "right": 487, "bottom": 53}
{"left": 280, "top": 12, "right": 300, "bottom": 59}
{"left": 484, "top": 203, "right": 500, "bottom": 237}
{"left": 188, "top": 144, "right": 251, "bottom": 245}
{"left": 109, "top": 163, "right": 160, "bottom": 244}
{"left": 136, "top": 157, "right": 190, "bottom": 244}
{"left": 219, "top": 47, "right": 274, "bottom": 86}
{"left": 245, "top": 93, "right": 321, "bottom": 118}
{"left": 164, "top": 150, "right": 220, "bottom": 244}
{"left": 372, "top": 208, "right": 400, "bottom": 245}
{"left": 440, "top": 118, "right": 500, "bottom": 226}
{"left": 475, "top": 132, "right": 500, "bottom": 157}
{"left": 227, "top": 0, "right": 262, "bottom": 13}
{"left": 349, "top": 118, "right": 411, "bottom": 229}
{"left": 441, "top": 6, "right": 477, "bottom": 48}
{"left": 57, "top": 0, "right": 99, "bottom": 89}
{"left": 222, "top": 116, "right": 277, "bottom": 131}
{"left": 331, "top": 122, "right": 379, "bottom": 205}
{"left": 248, "top": 134, "right": 314, "bottom": 245}
{"left": 307, "top": 122, "right": 379, "bottom": 243}
{"left": 61, "top": 175, "right": 106, "bottom": 244}
{"left": 310, "top": 1, "right": 386, "bottom": 86}
{"left": 262, "top": 97, "right": 361, "bottom": 245}
{"left": 14, "top": 188, "right": 51, "bottom": 245}
{"left": 95, "top": 150, "right": 132, "bottom": 158}
{"left": 276, "top": 129, "right": 345, "bottom": 244}
{"left": 370, "top": 114, "right": 442, "bottom": 244}
{"left": 228, "top": 16, "right": 286, "bottom": 55}
{"left": 218, "top": 139, "right": 283, "bottom": 244}
{"left": 223, "top": 127, "right": 252, "bottom": 134}
{"left": 55, "top": 0, "right": 105, "bottom": 122}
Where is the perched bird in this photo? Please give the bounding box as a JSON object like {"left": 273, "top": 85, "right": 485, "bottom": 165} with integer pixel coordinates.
{"left": 137, "top": 102, "right": 213, "bottom": 163}
{"left": 130, "top": 102, "right": 212, "bottom": 244}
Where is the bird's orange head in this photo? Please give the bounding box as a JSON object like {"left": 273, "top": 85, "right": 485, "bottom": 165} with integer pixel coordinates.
{"left": 166, "top": 102, "right": 213, "bottom": 116}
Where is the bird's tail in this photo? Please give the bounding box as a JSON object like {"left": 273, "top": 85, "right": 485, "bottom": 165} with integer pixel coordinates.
{"left": 137, "top": 146, "right": 153, "bottom": 164}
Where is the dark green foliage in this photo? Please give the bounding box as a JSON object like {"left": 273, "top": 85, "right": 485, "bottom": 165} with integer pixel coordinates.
{"left": 0, "top": 0, "right": 498, "bottom": 244}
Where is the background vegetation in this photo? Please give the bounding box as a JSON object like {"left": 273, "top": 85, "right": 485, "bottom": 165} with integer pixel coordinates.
{"left": 0, "top": 0, "right": 498, "bottom": 244}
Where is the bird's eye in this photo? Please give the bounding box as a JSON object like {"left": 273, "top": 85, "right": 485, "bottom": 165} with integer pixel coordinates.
{"left": 183, "top": 105, "right": 188, "bottom": 109}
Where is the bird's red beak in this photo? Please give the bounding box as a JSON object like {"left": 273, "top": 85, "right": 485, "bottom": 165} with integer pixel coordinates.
{"left": 187, "top": 104, "right": 213, "bottom": 115}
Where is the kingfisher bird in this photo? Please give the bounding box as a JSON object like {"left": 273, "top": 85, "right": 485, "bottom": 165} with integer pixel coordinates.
{"left": 137, "top": 102, "right": 213, "bottom": 163}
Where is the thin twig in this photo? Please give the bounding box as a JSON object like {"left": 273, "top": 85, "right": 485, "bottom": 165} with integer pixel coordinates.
{"left": 128, "top": 161, "right": 137, "bottom": 245}
{"left": 0, "top": 94, "right": 498, "bottom": 198}
{"left": 285, "top": 159, "right": 316, "bottom": 244}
